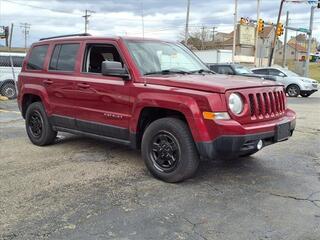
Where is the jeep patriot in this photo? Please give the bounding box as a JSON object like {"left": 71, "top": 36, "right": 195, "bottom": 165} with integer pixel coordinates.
{"left": 17, "top": 34, "right": 296, "bottom": 182}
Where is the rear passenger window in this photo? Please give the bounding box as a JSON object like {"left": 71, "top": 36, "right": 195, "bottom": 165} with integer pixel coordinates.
{"left": 49, "top": 44, "right": 79, "bottom": 71}
{"left": 27, "top": 45, "right": 48, "bottom": 70}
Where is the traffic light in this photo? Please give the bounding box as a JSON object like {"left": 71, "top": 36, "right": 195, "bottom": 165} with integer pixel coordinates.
{"left": 258, "top": 19, "right": 264, "bottom": 33}
{"left": 276, "top": 23, "right": 284, "bottom": 36}
{"left": 240, "top": 17, "right": 247, "bottom": 25}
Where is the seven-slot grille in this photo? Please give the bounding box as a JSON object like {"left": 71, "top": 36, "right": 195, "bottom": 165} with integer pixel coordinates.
{"left": 248, "top": 89, "right": 286, "bottom": 119}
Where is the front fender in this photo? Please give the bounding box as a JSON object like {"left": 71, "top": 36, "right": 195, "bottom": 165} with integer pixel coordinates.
{"left": 130, "top": 92, "right": 212, "bottom": 142}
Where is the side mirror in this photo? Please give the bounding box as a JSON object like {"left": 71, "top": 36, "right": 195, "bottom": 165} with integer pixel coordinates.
{"left": 101, "top": 61, "right": 129, "bottom": 79}
{"left": 278, "top": 73, "right": 285, "bottom": 77}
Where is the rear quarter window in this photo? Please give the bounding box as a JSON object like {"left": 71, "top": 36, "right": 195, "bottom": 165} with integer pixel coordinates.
{"left": 252, "top": 69, "right": 268, "bottom": 75}
{"left": 27, "top": 45, "right": 49, "bottom": 70}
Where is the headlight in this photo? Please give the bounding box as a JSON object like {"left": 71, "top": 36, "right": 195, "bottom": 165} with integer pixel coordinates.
{"left": 228, "top": 93, "right": 243, "bottom": 115}
{"left": 300, "top": 79, "right": 311, "bottom": 83}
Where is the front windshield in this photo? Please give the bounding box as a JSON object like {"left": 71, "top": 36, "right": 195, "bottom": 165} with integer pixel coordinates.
{"left": 125, "top": 40, "right": 209, "bottom": 75}
{"left": 234, "top": 65, "right": 252, "bottom": 74}
{"left": 280, "top": 68, "right": 299, "bottom": 77}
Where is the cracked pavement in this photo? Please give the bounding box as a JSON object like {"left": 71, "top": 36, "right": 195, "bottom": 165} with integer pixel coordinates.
{"left": 0, "top": 92, "right": 320, "bottom": 240}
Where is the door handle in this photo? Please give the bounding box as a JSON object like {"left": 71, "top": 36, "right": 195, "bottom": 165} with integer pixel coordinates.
{"left": 43, "top": 79, "right": 53, "bottom": 85}
{"left": 77, "top": 83, "right": 90, "bottom": 89}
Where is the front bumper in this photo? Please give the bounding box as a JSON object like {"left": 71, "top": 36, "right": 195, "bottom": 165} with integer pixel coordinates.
{"left": 196, "top": 119, "right": 295, "bottom": 160}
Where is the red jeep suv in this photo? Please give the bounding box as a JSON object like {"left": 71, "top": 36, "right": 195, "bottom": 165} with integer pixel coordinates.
{"left": 17, "top": 34, "right": 296, "bottom": 182}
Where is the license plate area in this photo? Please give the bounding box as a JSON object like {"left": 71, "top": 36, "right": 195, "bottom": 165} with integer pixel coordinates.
{"left": 275, "top": 122, "right": 290, "bottom": 142}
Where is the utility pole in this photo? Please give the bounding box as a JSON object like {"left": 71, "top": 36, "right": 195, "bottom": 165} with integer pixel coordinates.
{"left": 268, "top": 0, "right": 285, "bottom": 66}
{"left": 212, "top": 26, "right": 216, "bottom": 42}
{"left": 254, "top": 0, "right": 261, "bottom": 67}
{"left": 305, "top": 5, "right": 315, "bottom": 77}
{"left": 185, "top": 0, "right": 191, "bottom": 45}
{"left": 201, "top": 26, "right": 205, "bottom": 50}
{"left": 20, "top": 22, "right": 31, "bottom": 51}
{"left": 82, "top": 10, "right": 94, "bottom": 33}
{"left": 232, "top": 0, "right": 238, "bottom": 63}
{"left": 282, "top": 11, "right": 289, "bottom": 67}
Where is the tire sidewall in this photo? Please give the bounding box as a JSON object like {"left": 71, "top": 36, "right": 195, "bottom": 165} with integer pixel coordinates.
{"left": 25, "top": 102, "right": 55, "bottom": 146}
{"left": 142, "top": 118, "right": 199, "bottom": 182}
{"left": 287, "top": 85, "right": 300, "bottom": 97}
{"left": 1, "top": 83, "right": 16, "bottom": 99}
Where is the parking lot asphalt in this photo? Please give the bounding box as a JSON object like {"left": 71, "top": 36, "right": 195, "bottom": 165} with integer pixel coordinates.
{"left": 0, "top": 93, "right": 320, "bottom": 240}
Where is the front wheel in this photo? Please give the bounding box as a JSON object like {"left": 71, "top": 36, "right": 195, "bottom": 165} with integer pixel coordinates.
{"left": 25, "top": 102, "right": 57, "bottom": 146}
{"left": 1, "top": 82, "right": 16, "bottom": 99}
{"left": 300, "top": 92, "right": 311, "bottom": 97}
{"left": 141, "top": 117, "right": 199, "bottom": 183}
{"left": 286, "top": 84, "right": 300, "bottom": 97}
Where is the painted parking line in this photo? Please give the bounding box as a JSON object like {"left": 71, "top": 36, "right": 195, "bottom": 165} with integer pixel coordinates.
{"left": 0, "top": 109, "right": 21, "bottom": 114}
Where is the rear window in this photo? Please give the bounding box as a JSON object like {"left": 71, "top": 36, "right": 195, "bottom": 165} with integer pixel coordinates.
{"left": 49, "top": 43, "right": 80, "bottom": 71}
{"left": 0, "top": 55, "right": 25, "bottom": 67}
{"left": 27, "top": 45, "right": 49, "bottom": 70}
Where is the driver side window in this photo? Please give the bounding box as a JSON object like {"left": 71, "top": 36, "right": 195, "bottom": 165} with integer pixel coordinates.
{"left": 83, "top": 44, "right": 123, "bottom": 73}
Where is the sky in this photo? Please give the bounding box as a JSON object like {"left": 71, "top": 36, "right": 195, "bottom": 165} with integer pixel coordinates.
{"left": 0, "top": 0, "right": 319, "bottom": 48}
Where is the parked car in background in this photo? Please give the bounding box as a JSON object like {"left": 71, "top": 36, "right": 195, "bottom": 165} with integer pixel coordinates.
{"left": 208, "top": 64, "right": 277, "bottom": 81}
{"left": 0, "top": 52, "right": 25, "bottom": 99}
{"left": 252, "top": 67, "right": 318, "bottom": 97}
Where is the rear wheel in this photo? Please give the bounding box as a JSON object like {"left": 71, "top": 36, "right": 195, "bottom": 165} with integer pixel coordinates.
{"left": 286, "top": 84, "right": 300, "bottom": 97}
{"left": 1, "top": 82, "right": 16, "bottom": 99}
{"left": 141, "top": 117, "right": 199, "bottom": 183}
{"left": 25, "top": 102, "right": 57, "bottom": 146}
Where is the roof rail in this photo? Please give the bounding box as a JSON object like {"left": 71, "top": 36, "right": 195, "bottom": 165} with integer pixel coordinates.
{"left": 39, "top": 33, "right": 91, "bottom": 41}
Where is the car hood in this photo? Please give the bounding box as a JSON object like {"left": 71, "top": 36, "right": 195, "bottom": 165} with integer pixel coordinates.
{"left": 144, "top": 74, "right": 282, "bottom": 93}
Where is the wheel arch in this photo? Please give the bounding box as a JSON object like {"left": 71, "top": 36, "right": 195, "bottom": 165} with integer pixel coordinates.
{"left": 20, "top": 84, "right": 52, "bottom": 118}
{"left": 130, "top": 93, "right": 211, "bottom": 148}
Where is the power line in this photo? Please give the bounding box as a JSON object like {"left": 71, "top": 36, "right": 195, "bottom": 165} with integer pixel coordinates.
{"left": 3, "top": 0, "right": 78, "bottom": 15}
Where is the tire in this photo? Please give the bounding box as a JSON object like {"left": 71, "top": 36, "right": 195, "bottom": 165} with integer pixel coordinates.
{"left": 300, "top": 92, "right": 311, "bottom": 98}
{"left": 141, "top": 117, "right": 199, "bottom": 183}
{"left": 286, "top": 84, "right": 300, "bottom": 97}
{"left": 1, "top": 82, "right": 16, "bottom": 99}
{"left": 25, "top": 102, "right": 57, "bottom": 146}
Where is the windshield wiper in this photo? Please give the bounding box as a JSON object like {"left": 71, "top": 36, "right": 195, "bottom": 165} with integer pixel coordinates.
{"left": 190, "top": 69, "right": 215, "bottom": 74}
{"left": 144, "top": 69, "right": 191, "bottom": 75}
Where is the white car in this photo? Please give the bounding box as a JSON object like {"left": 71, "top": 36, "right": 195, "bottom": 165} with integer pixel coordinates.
{"left": 0, "top": 52, "right": 25, "bottom": 99}
{"left": 251, "top": 67, "right": 318, "bottom": 97}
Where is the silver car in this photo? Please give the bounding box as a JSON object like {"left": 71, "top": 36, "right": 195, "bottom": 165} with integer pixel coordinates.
{"left": 252, "top": 67, "right": 318, "bottom": 97}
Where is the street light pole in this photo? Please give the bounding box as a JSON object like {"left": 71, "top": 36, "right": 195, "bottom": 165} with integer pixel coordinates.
{"left": 282, "top": 11, "right": 289, "bottom": 67}
{"left": 305, "top": 5, "right": 315, "bottom": 77}
{"left": 254, "top": 0, "right": 261, "bottom": 67}
{"left": 268, "top": 0, "right": 285, "bottom": 66}
{"left": 232, "top": 0, "right": 238, "bottom": 63}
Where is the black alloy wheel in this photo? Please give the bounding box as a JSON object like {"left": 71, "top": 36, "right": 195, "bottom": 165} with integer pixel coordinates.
{"left": 25, "top": 102, "right": 57, "bottom": 146}
{"left": 28, "top": 110, "right": 44, "bottom": 139}
{"left": 149, "top": 131, "right": 181, "bottom": 173}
